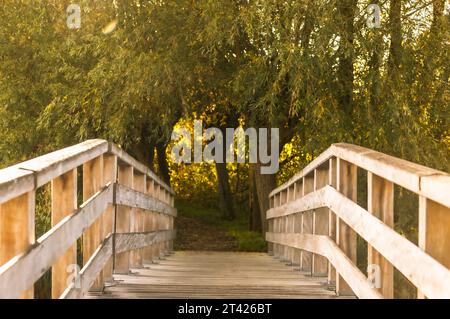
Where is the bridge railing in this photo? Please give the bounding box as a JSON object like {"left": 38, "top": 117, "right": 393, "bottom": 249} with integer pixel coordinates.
{"left": 0, "top": 139, "right": 176, "bottom": 299}
{"left": 266, "top": 143, "right": 450, "bottom": 299}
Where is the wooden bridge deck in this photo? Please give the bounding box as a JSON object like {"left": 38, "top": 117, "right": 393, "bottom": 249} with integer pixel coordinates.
{"left": 88, "top": 251, "right": 350, "bottom": 299}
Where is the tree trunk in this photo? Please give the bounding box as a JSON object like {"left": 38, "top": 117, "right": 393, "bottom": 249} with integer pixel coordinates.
{"left": 130, "top": 141, "right": 154, "bottom": 171}
{"left": 249, "top": 164, "right": 262, "bottom": 232}
{"left": 253, "top": 162, "right": 276, "bottom": 234}
{"left": 215, "top": 161, "right": 235, "bottom": 220}
{"left": 431, "top": 0, "right": 445, "bottom": 32}
{"left": 156, "top": 142, "right": 171, "bottom": 186}
{"left": 388, "top": 0, "right": 402, "bottom": 76}
{"left": 336, "top": 0, "right": 357, "bottom": 120}
{"left": 368, "top": 0, "right": 382, "bottom": 120}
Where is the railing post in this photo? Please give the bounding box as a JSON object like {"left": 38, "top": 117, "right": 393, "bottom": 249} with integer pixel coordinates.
{"left": 144, "top": 178, "right": 155, "bottom": 263}
{"left": 336, "top": 158, "right": 357, "bottom": 296}
{"left": 51, "top": 169, "right": 77, "bottom": 299}
{"left": 418, "top": 196, "right": 450, "bottom": 298}
{"left": 130, "top": 172, "right": 145, "bottom": 268}
{"left": 102, "top": 154, "right": 117, "bottom": 283}
{"left": 0, "top": 191, "right": 35, "bottom": 298}
{"left": 293, "top": 180, "right": 302, "bottom": 269}
{"left": 83, "top": 155, "right": 104, "bottom": 291}
{"left": 115, "top": 163, "right": 133, "bottom": 274}
{"left": 313, "top": 166, "right": 329, "bottom": 276}
{"left": 302, "top": 175, "right": 314, "bottom": 273}
{"left": 328, "top": 157, "right": 337, "bottom": 289}
{"left": 367, "top": 172, "right": 394, "bottom": 298}
{"left": 155, "top": 184, "right": 162, "bottom": 259}
{"left": 268, "top": 195, "right": 274, "bottom": 256}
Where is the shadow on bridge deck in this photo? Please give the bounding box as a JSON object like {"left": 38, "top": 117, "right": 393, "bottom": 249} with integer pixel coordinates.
{"left": 88, "top": 251, "right": 354, "bottom": 299}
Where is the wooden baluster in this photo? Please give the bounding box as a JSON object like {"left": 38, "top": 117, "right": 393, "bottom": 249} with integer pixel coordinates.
{"left": 115, "top": 164, "right": 133, "bottom": 274}
{"left": 336, "top": 158, "right": 357, "bottom": 296}
{"left": 51, "top": 169, "right": 77, "bottom": 299}
{"left": 144, "top": 178, "right": 155, "bottom": 264}
{"left": 302, "top": 175, "right": 314, "bottom": 273}
{"left": 328, "top": 157, "right": 337, "bottom": 289}
{"left": 102, "top": 154, "right": 117, "bottom": 284}
{"left": 368, "top": 172, "right": 394, "bottom": 298}
{"left": 282, "top": 190, "right": 288, "bottom": 262}
{"left": 313, "top": 166, "right": 329, "bottom": 277}
{"left": 130, "top": 172, "right": 145, "bottom": 268}
{"left": 0, "top": 191, "right": 35, "bottom": 298}
{"left": 268, "top": 195, "right": 274, "bottom": 256}
{"left": 155, "top": 184, "right": 162, "bottom": 259}
{"left": 83, "top": 155, "right": 104, "bottom": 291}
{"left": 293, "top": 181, "right": 302, "bottom": 269}
{"left": 161, "top": 189, "right": 168, "bottom": 255}
{"left": 418, "top": 196, "right": 450, "bottom": 298}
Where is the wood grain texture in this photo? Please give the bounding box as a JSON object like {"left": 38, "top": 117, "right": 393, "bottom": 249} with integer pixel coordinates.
{"left": 88, "top": 251, "right": 353, "bottom": 299}
{"left": 0, "top": 184, "right": 112, "bottom": 299}
{"left": 267, "top": 185, "right": 450, "bottom": 299}
{"left": 51, "top": 169, "right": 77, "bottom": 299}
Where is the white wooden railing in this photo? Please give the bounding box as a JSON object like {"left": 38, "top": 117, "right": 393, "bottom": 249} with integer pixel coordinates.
{"left": 266, "top": 143, "right": 450, "bottom": 299}
{"left": 0, "top": 140, "right": 176, "bottom": 299}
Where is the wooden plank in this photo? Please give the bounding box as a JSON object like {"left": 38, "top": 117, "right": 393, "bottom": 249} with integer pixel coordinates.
{"left": 130, "top": 173, "right": 145, "bottom": 268}
{"left": 0, "top": 168, "right": 35, "bottom": 205}
{"left": 0, "top": 191, "right": 35, "bottom": 298}
{"left": 115, "top": 230, "right": 176, "bottom": 254}
{"left": 267, "top": 185, "right": 450, "bottom": 298}
{"left": 0, "top": 184, "right": 112, "bottom": 299}
{"left": 302, "top": 175, "right": 314, "bottom": 272}
{"left": 292, "top": 181, "right": 302, "bottom": 267}
{"left": 89, "top": 251, "right": 353, "bottom": 300}
{"left": 368, "top": 172, "right": 394, "bottom": 298}
{"left": 144, "top": 179, "right": 155, "bottom": 263}
{"left": 269, "top": 143, "right": 450, "bottom": 209}
{"left": 83, "top": 156, "right": 104, "bottom": 291}
{"left": 115, "top": 184, "right": 177, "bottom": 217}
{"left": 313, "top": 167, "right": 329, "bottom": 276}
{"left": 328, "top": 157, "right": 337, "bottom": 287}
{"left": 115, "top": 164, "right": 133, "bottom": 274}
{"left": 62, "top": 235, "right": 113, "bottom": 299}
{"left": 336, "top": 159, "right": 357, "bottom": 296}
{"left": 109, "top": 143, "right": 174, "bottom": 195}
{"left": 51, "top": 169, "right": 77, "bottom": 299}
{"left": 266, "top": 233, "right": 382, "bottom": 299}
{"left": 418, "top": 196, "right": 450, "bottom": 298}
{"left": 102, "top": 154, "right": 117, "bottom": 283}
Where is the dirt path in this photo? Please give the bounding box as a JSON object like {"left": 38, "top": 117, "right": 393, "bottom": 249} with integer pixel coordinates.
{"left": 174, "top": 215, "right": 239, "bottom": 251}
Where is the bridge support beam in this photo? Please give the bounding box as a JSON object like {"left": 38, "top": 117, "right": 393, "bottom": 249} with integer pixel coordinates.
{"left": 102, "top": 154, "right": 117, "bottom": 283}
{"left": 0, "top": 191, "right": 35, "bottom": 298}
{"left": 83, "top": 156, "right": 104, "bottom": 291}
{"left": 115, "top": 163, "right": 133, "bottom": 274}
{"left": 130, "top": 172, "right": 145, "bottom": 268}
{"left": 418, "top": 196, "right": 450, "bottom": 298}
{"left": 302, "top": 174, "right": 314, "bottom": 273}
{"left": 368, "top": 172, "right": 394, "bottom": 298}
{"left": 336, "top": 159, "right": 357, "bottom": 296}
{"left": 313, "top": 166, "right": 329, "bottom": 277}
{"left": 51, "top": 169, "right": 77, "bottom": 298}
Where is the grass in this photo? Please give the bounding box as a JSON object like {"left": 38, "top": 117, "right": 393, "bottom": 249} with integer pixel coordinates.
{"left": 176, "top": 200, "right": 267, "bottom": 252}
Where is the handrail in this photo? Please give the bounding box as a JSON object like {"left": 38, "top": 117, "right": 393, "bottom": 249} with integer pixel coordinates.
{"left": 0, "top": 139, "right": 174, "bottom": 204}
{"left": 0, "top": 140, "right": 177, "bottom": 299}
{"left": 267, "top": 143, "right": 450, "bottom": 299}
{"left": 270, "top": 143, "right": 449, "bottom": 208}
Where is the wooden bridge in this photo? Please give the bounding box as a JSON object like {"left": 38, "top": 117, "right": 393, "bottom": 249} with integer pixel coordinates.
{"left": 0, "top": 140, "right": 449, "bottom": 299}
